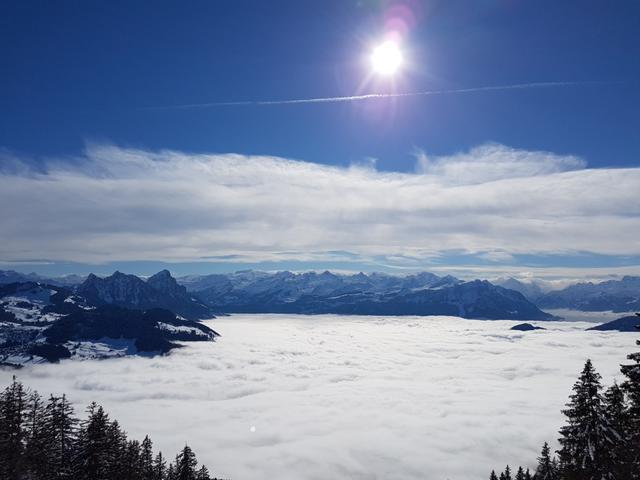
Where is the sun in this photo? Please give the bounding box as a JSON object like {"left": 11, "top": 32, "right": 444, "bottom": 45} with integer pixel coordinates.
{"left": 370, "top": 40, "right": 403, "bottom": 76}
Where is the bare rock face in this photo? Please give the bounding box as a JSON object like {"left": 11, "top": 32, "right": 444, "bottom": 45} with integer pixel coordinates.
{"left": 78, "top": 270, "right": 213, "bottom": 320}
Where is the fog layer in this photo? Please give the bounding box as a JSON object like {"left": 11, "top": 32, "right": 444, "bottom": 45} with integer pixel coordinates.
{"left": 0, "top": 315, "right": 632, "bottom": 480}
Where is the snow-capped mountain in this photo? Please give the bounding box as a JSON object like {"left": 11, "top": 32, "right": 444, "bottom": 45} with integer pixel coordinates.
{"left": 183, "top": 270, "right": 460, "bottom": 306}
{"left": 0, "top": 280, "right": 218, "bottom": 367}
{"left": 537, "top": 276, "right": 640, "bottom": 312}
{"left": 182, "top": 271, "right": 553, "bottom": 320}
{"left": 178, "top": 270, "right": 272, "bottom": 292}
{"left": 0, "top": 270, "right": 85, "bottom": 287}
{"left": 77, "top": 270, "right": 213, "bottom": 320}
{"left": 0, "top": 270, "right": 46, "bottom": 285}
{"left": 493, "top": 277, "right": 545, "bottom": 302}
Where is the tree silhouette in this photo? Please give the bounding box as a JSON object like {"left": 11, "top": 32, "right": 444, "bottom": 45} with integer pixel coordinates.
{"left": 0, "top": 379, "right": 217, "bottom": 480}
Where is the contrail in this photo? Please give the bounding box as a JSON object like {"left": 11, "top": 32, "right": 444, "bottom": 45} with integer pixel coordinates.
{"left": 147, "top": 81, "right": 605, "bottom": 110}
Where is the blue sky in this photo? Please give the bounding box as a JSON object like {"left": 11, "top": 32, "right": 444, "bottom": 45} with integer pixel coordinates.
{"left": 2, "top": 1, "right": 639, "bottom": 168}
{"left": 1, "top": 1, "right": 639, "bottom": 279}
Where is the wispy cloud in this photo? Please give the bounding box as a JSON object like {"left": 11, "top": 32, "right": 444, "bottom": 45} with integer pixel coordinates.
{"left": 149, "top": 81, "right": 600, "bottom": 109}
{"left": 0, "top": 143, "right": 638, "bottom": 268}
{"left": 414, "top": 143, "right": 586, "bottom": 184}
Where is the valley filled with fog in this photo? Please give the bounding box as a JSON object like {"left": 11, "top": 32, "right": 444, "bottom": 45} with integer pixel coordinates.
{"left": 0, "top": 314, "right": 635, "bottom": 480}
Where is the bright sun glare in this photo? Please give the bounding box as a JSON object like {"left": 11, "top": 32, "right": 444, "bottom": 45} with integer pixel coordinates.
{"left": 371, "top": 40, "right": 403, "bottom": 76}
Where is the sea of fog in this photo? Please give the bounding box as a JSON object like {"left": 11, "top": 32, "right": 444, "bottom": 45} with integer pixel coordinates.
{"left": 1, "top": 314, "right": 636, "bottom": 480}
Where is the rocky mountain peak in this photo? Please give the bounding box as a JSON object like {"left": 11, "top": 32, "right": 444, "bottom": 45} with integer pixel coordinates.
{"left": 147, "top": 270, "right": 187, "bottom": 298}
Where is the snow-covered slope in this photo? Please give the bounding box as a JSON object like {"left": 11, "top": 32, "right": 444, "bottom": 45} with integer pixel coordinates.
{"left": 0, "top": 281, "right": 219, "bottom": 367}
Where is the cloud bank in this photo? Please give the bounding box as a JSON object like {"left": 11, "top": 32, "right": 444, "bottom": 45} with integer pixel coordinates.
{"left": 0, "top": 143, "right": 638, "bottom": 266}
{"left": 1, "top": 315, "right": 632, "bottom": 480}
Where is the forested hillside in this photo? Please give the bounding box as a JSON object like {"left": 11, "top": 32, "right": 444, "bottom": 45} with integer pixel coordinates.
{"left": 0, "top": 378, "right": 221, "bottom": 480}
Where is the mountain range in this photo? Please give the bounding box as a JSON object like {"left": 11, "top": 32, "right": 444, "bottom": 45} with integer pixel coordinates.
{"left": 494, "top": 276, "right": 640, "bottom": 313}
{"left": 535, "top": 276, "right": 640, "bottom": 312}
{"left": 178, "top": 270, "right": 552, "bottom": 320}
{"left": 3, "top": 267, "right": 638, "bottom": 366}
{"left": 0, "top": 270, "right": 84, "bottom": 287}
{"left": 2, "top": 269, "right": 639, "bottom": 317}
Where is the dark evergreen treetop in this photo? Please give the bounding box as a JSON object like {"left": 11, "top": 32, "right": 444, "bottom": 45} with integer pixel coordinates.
{"left": 514, "top": 466, "right": 525, "bottom": 480}
{"left": 621, "top": 313, "right": 640, "bottom": 479}
{"left": 490, "top": 313, "right": 640, "bottom": 480}
{"left": 557, "top": 359, "right": 617, "bottom": 479}
{"left": 0, "top": 378, "right": 221, "bottom": 480}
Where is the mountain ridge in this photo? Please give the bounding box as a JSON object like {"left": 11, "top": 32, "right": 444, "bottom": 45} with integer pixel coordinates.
{"left": 77, "top": 270, "right": 213, "bottom": 320}
{"left": 4, "top": 269, "right": 639, "bottom": 316}
{"left": 587, "top": 313, "right": 640, "bottom": 332}
{"left": 537, "top": 276, "right": 640, "bottom": 312}
{"left": 182, "top": 271, "right": 553, "bottom": 320}
{"left": 0, "top": 280, "right": 218, "bottom": 366}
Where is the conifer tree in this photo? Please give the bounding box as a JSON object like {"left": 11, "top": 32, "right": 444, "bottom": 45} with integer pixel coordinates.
{"left": 175, "top": 444, "right": 199, "bottom": 480}
{"left": 45, "top": 393, "right": 77, "bottom": 479}
{"left": 490, "top": 470, "right": 499, "bottom": 480}
{"left": 167, "top": 463, "right": 177, "bottom": 480}
{"left": 558, "top": 359, "right": 617, "bottom": 480}
{"left": 499, "top": 465, "right": 512, "bottom": 480}
{"left": 0, "top": 378, "right": 220, "bottom": 480}
{"left": 196, "top": 465, "right": 212, "bottom": 480}
{"left": 153, "top": 451, "right": 167, "bottom": 480}
{"left": 0, "top": 377, "right": 28, "bottom": 480}
{"left": 23, "top": 390, "right": 49, "bottom": 479}
{"left": 503, "top": 465, "right": 512, "bottom": 480}
{"left": 535, "top": 442, "right": 558, "bottom": 480}
{"left": 621, "top": 314, "right": 640, "bottom": 478}
{"left": 515, "top": 466, "right": 525, "bottom": 480}
{"left": 76, "top": 402, "right": 112, "bottom": 480}
{"left": 604, "top": 382, "right": 627, "bottom": 439}
{"left": 141, "top": 435, "right": 155, "bottom": 480}
{"left": 488, "top": 328, "right": 640, "bottom": 480}
{"left": 603, "top": 381, "right": 631, "bottom": 477}
{"left": 123, "top": 439, "right": 143, "bottom": 480}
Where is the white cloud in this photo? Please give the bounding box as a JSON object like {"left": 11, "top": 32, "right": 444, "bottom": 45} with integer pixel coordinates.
{"left": 414, "top": 143, "right": 586, "bottom": 184}
{"left": 0, "top": 143, "right": 638, "bottom": 264}
{"left": 477, "top": 250, "right": 516, "bottom": 263}
{"left": 1, "top": 314, "right": 633, "bottom": 480}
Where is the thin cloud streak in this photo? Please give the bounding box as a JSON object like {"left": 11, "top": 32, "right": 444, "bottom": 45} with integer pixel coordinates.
{"left": 149, "top": 81, "right": 604, "bottom": 110}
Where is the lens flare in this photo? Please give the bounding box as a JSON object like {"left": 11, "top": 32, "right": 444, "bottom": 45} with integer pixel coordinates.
{"left": 370, "top": 40, "right": 403, "bottom": 76}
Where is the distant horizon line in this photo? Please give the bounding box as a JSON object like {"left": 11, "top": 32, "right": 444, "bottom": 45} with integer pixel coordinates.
{"left": 2, "top": 266, "right": 638, "bottom": 284}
